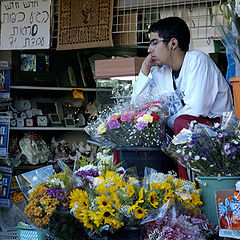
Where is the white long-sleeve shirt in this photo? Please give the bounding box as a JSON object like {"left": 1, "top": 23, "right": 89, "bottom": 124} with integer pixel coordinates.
{"left": 131, "top": 50, "right": 234, "bottom": 129}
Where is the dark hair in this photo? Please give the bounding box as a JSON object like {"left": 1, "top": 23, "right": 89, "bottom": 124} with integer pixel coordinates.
{"left": 149, "top": 17, "right": 190, "bottom": 52}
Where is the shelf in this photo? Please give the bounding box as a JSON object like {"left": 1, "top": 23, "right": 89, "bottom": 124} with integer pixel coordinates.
{"left": 10, "top": 86, "right": 97, "bottom": 91}
{"left": 10, "top": 127, "right": 86, "bottom": 131}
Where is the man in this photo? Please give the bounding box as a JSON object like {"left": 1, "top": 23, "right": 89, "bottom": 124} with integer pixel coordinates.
{"left": 131, "top": 17, "right": 234, "bottom": 136}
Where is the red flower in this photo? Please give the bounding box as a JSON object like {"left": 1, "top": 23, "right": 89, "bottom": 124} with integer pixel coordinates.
{"left": 151, "top": 113, "right": 160, "bottom": 123}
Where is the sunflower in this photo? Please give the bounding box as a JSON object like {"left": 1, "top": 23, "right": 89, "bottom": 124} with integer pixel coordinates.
{"left": 126, "top": 183, "right": 135, "bottom": 197}
{"left": 148, "top": 191, "right": 159, "bottom": 208}
{"left": 134, "top": 207, "right": 147, "bottom": 219}
{"left": 99, "top": 208, "right": 116, "bottom": 224}
{"left": 81, "top": 210, "right": 94, "bottom": 230}
{"left": 97, "top": 194, "right": 112, "bottom": 209}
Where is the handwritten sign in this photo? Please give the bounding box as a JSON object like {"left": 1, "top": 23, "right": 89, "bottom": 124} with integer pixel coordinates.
{"left": 0, "top": 0, "right": 51, "bottom": 49}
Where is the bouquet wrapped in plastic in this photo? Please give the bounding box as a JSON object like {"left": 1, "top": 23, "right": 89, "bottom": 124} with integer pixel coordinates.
{"left": 16, "top": 162, "right": 88, "bottom": 240}
{"left": 142, "top": 203, "right": 217, "bottom": 240}
{"left": 85, "top": 99, "right": 169, "bottom": 148}
{"left": 167, "top": 114, "right": 240, "bottom": 176}
{"left": 68, "top": 166, "right": 203, "bottom": 238}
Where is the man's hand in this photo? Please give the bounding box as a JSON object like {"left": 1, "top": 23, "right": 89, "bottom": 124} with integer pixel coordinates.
{"left": 141, "top": 54, "right": 155, "bottom": 76}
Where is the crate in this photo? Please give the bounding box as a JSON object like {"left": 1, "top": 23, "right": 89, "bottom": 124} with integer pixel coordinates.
{"left": 116, "top": 147, "right": 178, "bottom": 178}
{"left": 17, "top": 226, "right": 46, "bottom": 240}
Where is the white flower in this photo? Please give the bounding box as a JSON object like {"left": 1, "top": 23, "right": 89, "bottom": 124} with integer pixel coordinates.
{"left": 194, "top": 155, "right": 200, "bottom": 161}
{"left": 236, "top": 0, "right": 240, "bottom": 16}
{"left": 76, "top": 164, "right": 97, "bottom": 172}
{"left": 236, "top": 181, "right": 240, "bottom": 191}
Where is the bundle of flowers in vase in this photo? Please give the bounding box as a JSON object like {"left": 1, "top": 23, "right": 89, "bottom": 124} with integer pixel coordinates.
{"left": 167, "top": 117, "right": 240, "bottom": 176}
{"left": 86, "top": 99, "right": 169, "bottom": 148}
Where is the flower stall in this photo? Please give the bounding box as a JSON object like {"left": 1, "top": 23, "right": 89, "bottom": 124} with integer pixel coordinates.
{"left": 16, "top": 150, "right": 217, "bottom": 240}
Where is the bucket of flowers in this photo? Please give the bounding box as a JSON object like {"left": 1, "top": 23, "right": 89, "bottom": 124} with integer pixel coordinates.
{"left": 166, "top": 115, "right": 240, "bottom": 225}
{"left": 68, "top": 167, "right": 209, "bottom": 239}
{"left": 86, "top": 99, "right": 177, "bottom": 177}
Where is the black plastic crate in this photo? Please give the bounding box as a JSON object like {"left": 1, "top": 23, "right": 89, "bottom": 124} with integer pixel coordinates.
{"left": 116, "top": 147, "right": 177, "bottom": 177}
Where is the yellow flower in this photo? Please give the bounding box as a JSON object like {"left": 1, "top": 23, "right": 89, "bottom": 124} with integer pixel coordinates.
{"left": 111, "top": 192, "right": 121, "bottom": 209}
{"left": 97, "top": 194, "right": 112, "bottom": 209}
{"left": 142, "top": 114, "right": 153, "bottom": 123}
{"left": 69, "top": 189, "right": 90, "bottom": 210}
{"left": 81, "top": 210, "right": 94, "bottom": 230}
{"left": 148, "top": 191, "right": 159, "bottom": 208}
{"left": 134, "top": 207, "right": 147, "bottom": 219}
{"left": 97, "top": 123, "right": 106, "bottom": 134}
{"left": 126, "top": 183, "right": 135, "bottom": 197}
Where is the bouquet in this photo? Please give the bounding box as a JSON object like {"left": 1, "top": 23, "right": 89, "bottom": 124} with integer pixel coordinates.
{"left": 167, "top": 118, "right": 240, "bottom": 176}
{"left": 218, "top": 0, "right": 240, "bottom": 70}
{"left": 86, "top": 100, "right": 169, "bottom": 148}
{"left": 21, "top": 165, "right": 88, "bottom": 240}
{"left": 144, "top": 205, "right": 217, "bottom": 240}
{"left": 68, "top": 168, "right": 202, "bottom": 237}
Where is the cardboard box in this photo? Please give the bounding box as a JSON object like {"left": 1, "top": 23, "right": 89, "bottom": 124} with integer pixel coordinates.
{"left": 94, "top": 57, "right": 144, "bottom": 79}
{"left": 215, "top": 189, "right": 240, "bottom": 239}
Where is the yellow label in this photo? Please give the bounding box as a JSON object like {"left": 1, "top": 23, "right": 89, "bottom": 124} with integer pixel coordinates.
{"left": 72, "top": 88, "right": 84, "bottom": 99}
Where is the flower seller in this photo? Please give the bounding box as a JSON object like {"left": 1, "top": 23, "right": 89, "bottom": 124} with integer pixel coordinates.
{"left": 131, "top": 16, "right": 234, "bottom": 178}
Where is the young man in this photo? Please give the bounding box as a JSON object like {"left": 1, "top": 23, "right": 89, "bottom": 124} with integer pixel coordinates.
{"left": 131, "top": 17, "right": 234, "bottom": 136}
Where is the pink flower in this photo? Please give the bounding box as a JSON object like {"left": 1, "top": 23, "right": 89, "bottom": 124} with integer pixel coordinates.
{"left": 120, "top": 112, "right": 133, "bottom": 122}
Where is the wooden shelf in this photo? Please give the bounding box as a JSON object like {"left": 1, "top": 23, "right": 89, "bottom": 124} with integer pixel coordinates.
{"left": 10, "top": 127, "right": 86, "bottom": 131}
{"left": 10, "top": 86, "right": 97, "bottom": 91}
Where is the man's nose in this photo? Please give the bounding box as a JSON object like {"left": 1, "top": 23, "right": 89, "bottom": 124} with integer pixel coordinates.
{"left": 148, "top": 46, "right": 152, "bottom": 53}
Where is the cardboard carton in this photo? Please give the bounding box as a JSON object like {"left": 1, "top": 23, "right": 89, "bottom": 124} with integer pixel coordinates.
{"left": 94, "top": 57, "right": 144, "bottom": 79}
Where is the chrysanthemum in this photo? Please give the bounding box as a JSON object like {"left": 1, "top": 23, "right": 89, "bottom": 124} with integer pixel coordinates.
{"left": 134, "top": 207, "right": 147, "bottom": 219}
{"left": 97, "top": 123, "right": 106, "bottom": 134}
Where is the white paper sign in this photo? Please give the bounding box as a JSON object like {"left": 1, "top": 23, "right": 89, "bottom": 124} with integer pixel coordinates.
{"left": 0, "top": 0, "right": 51, "bottom": 49}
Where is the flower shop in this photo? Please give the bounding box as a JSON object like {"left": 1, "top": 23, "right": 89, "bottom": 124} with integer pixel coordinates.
{"left": 2, "top": 0, "right": 240, "bottom": 240}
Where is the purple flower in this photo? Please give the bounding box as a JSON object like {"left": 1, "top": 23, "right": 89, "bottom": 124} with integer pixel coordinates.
{"left": 46, "top": 188, "right": 66, "bottom": 202}
{"left": 224, "top": 143, "right": 230, "bottom": 150}
{"left": 108, "top": 119, "right": 121, "bottom": 129}
{"left": 76, "top": 169, "right": 99, "bottom": 184}
{"left": 137, "top": 121, "right": 147, "bottom": 130}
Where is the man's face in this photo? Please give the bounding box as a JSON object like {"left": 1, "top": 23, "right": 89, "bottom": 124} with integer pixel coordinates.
{"left": 148, "top": 32, "right": 170, "bottom": 67}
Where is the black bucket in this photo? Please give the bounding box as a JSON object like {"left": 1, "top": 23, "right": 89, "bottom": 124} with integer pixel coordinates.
{"left": 116, "top": 147, "right": 177, "bottom": 178}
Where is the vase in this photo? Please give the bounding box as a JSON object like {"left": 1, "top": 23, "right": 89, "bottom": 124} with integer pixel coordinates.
{"left": 230, "top": 77, "right": 240, "bottom": 118}
{"left": 116, "top": 147, "right": 177, "bottom": 178}
{"left": 197, "top": 176, "right": 240, "bottom": 225}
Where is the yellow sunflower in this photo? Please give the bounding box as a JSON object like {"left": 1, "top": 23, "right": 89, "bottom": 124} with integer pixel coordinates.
{"left": 99, "top": 208, "right": 116, "bottom": 224}
{"left": 148, "top": 191, "right": 159, "bottom": 208}
{"left": 126, "top": 183, "right": 135, "bottom": 197}
{"left": 134, "top": 207, "right": 147, "bottom": 219}
{"left": 97, "top": 194, "right": 112, "bottom": 209}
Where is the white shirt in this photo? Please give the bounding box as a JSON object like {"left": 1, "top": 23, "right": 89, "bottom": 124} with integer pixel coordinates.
{"left": 131, "top": 50, "right": 234, "bottom": 129}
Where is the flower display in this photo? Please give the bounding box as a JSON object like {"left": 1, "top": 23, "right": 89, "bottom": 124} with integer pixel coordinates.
{"left": 86, "top": 100, "right": 169, "bottom": 147}
{"left": 167, "top": 118, "right": 240, "bottom": 176}
{"left": 144, "top": 206, "right": 217, "bottom": 240}
{"left": 24, "top": 171, "right": 88, "bottom": 240}
{"left": 68, "top": 169, "right": 202, "bottom": 236}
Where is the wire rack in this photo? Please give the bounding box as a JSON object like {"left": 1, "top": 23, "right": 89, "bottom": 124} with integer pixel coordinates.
{"left": 112, "top": 0, "right": 226, "bottom": 46}
{"left": 51, "top": 0, "right": 226, "bottom": 48}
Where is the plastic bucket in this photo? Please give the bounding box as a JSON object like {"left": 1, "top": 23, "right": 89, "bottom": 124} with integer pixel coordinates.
{"left": 230, "top": 77, "right": 240, "bottom": 118}
{"left": 116, "top": 147, "right": 177, "bottom": 178}
{"left": 198, "top": 176, "right": 240, "bottom": 225}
